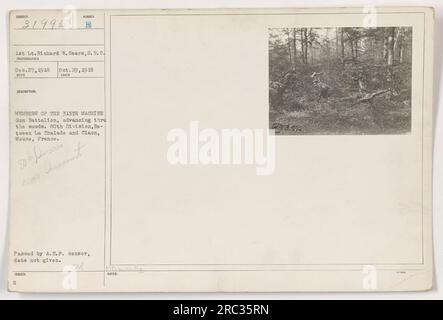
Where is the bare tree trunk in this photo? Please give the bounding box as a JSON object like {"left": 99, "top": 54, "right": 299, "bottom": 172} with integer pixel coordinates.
{"left": 309, "top": 29, "right": 313, "bottom": 64}
{"left": 393, "top": 28, "right": 400, "bottom": 57}
{"left": 340, "top": 28, "right": 345, "bottom": 64}
{"left": 287, "top": 31, "right": 293, "bottom": 70}
{"left": 383, "top": 30, "right": 388, "bottom": 62}
{"left": 394, "top": 28, "right": 403, "bottom": 63}
{"left": 300, "top": 29, "right": 305, "bottom": 64}
{"left": 354, "top": 38, "right": 359, "bottom": 59}
{"left": 387, "top": 27, "right": 396, "bottom": 65}
{"left": 303, "top": 28, "right": 308, "bottom": 64}
{"left": 350, "top": 39, "right": 354, "bottom": 59}
{"left": 335, "top": 28, "right": 339, "bottom": 59}
{"left": 325, "top": 30, "right": 331, "bottom": 62}
{"left": 399, "top": 44, "right": 404, "bottom": 63}
{"left": 292, "top": 28, "right": 297, "bottom": 69}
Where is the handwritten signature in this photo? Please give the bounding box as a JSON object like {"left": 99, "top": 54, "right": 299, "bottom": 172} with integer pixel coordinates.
{"left": 21, "top": 142, "right": 86, "bottom": 186}
{"left": 18, "top": 144, "right": 64, "bottom": 170}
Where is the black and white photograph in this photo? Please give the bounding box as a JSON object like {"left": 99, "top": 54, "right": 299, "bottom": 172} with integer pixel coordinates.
{"left": 269, "top": 27, "right": 413, "bottom": 135}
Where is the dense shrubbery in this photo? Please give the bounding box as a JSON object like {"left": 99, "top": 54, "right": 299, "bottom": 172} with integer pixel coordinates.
{"left": 269, "top": 27, "right": 412, "bottom": 135}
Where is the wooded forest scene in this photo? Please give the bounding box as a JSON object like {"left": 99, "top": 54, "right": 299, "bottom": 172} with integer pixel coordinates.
{"left": 269, "top": 27, "right": 412, "bottom": 135}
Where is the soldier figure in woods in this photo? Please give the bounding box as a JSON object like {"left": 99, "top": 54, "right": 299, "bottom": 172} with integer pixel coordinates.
{"left": 310, "top": 72, "right": 331, "bottom": 102}
{"left": 270, "top": 70, "right": 297, "bottom": 110}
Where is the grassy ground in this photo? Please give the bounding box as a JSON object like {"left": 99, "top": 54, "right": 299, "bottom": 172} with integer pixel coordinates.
{"left": 269, "top": 61, "right": 412, "bottom": 135}
{"left": 270, "top": 93, "right": 411, "bottom": 135}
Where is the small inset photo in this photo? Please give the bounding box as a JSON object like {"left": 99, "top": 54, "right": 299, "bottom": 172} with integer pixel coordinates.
{"left": 269, "top": 27, "right": 412, "bottom": 135}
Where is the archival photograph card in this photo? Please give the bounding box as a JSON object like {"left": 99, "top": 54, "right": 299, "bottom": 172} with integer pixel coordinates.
{"left": 8, "top": 7, "right": 434, "bottom": 292}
